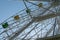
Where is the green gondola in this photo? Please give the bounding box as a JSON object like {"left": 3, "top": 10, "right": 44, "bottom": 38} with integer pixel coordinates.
{"left": 26, "top": 9, "right": 31, "bottom": 13}
{"left": 14, "top": 15, "right": 20, "bottom": 20}
{"left": 2, "top": 22, "right": 9, "bottom": 28}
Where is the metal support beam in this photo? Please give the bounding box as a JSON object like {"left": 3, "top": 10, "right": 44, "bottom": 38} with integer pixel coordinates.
{"left": 53, "top": 18, "right": 57, "bottom": 36}
{"left": 9, "top": 20, "right": 34, "bottom": 40}
{"left": 33, "top": 13, "right": 60, "bottom": 22}
{"left": 57, "top": 17, "right": 60, "bottom": 34}
{"left": 28, "top": 20, "right": 53, "bottom": 40}
{"left": 36, "top": 34, "right": 60, "bottom": 40}
{"left": 26, "top": 0, "right": 60, "bottom": 2}
{"left": 44, "top": 25, "right": 54, "bottom": 37}
{"left": 44, "top": 18, "right": 56, "bottom": 37}
{"left": 22, "top": 22, "right": 40, "bottom": 39}
{"left": 26, "top": 0, "right": 53, "bottom": 2}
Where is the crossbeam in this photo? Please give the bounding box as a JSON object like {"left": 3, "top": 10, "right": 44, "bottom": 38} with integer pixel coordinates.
{"left": 33, "top": 13, "right": 60, "bottom": 22}
{"left": 36, "top": 34, "right": 60, "bottom": 40}
{"left": 9, "top": 20, "right": 34, "bottom": 40}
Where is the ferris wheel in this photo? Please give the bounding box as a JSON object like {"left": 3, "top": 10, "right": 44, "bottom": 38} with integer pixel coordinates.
{"left": 0, "top": 0, "right": 60, "bottom": 40}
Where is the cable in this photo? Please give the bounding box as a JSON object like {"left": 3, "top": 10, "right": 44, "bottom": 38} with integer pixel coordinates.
{"left": 23, "top": 0, "right": 32, "bottom": 18}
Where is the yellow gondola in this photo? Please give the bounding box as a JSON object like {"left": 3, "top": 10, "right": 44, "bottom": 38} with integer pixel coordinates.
{"left": 38, "top": 3, "right": 43, "bottom": 7}
{"left": 14, "top": 15, "right": 20, "bottom": 20}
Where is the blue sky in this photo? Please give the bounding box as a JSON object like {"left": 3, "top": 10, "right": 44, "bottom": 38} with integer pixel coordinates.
{"left": 0, "top": 0, "right": 26, "bottom": 23}
{"left": 0, "top": 0, "right": 47, "bottom": 23}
